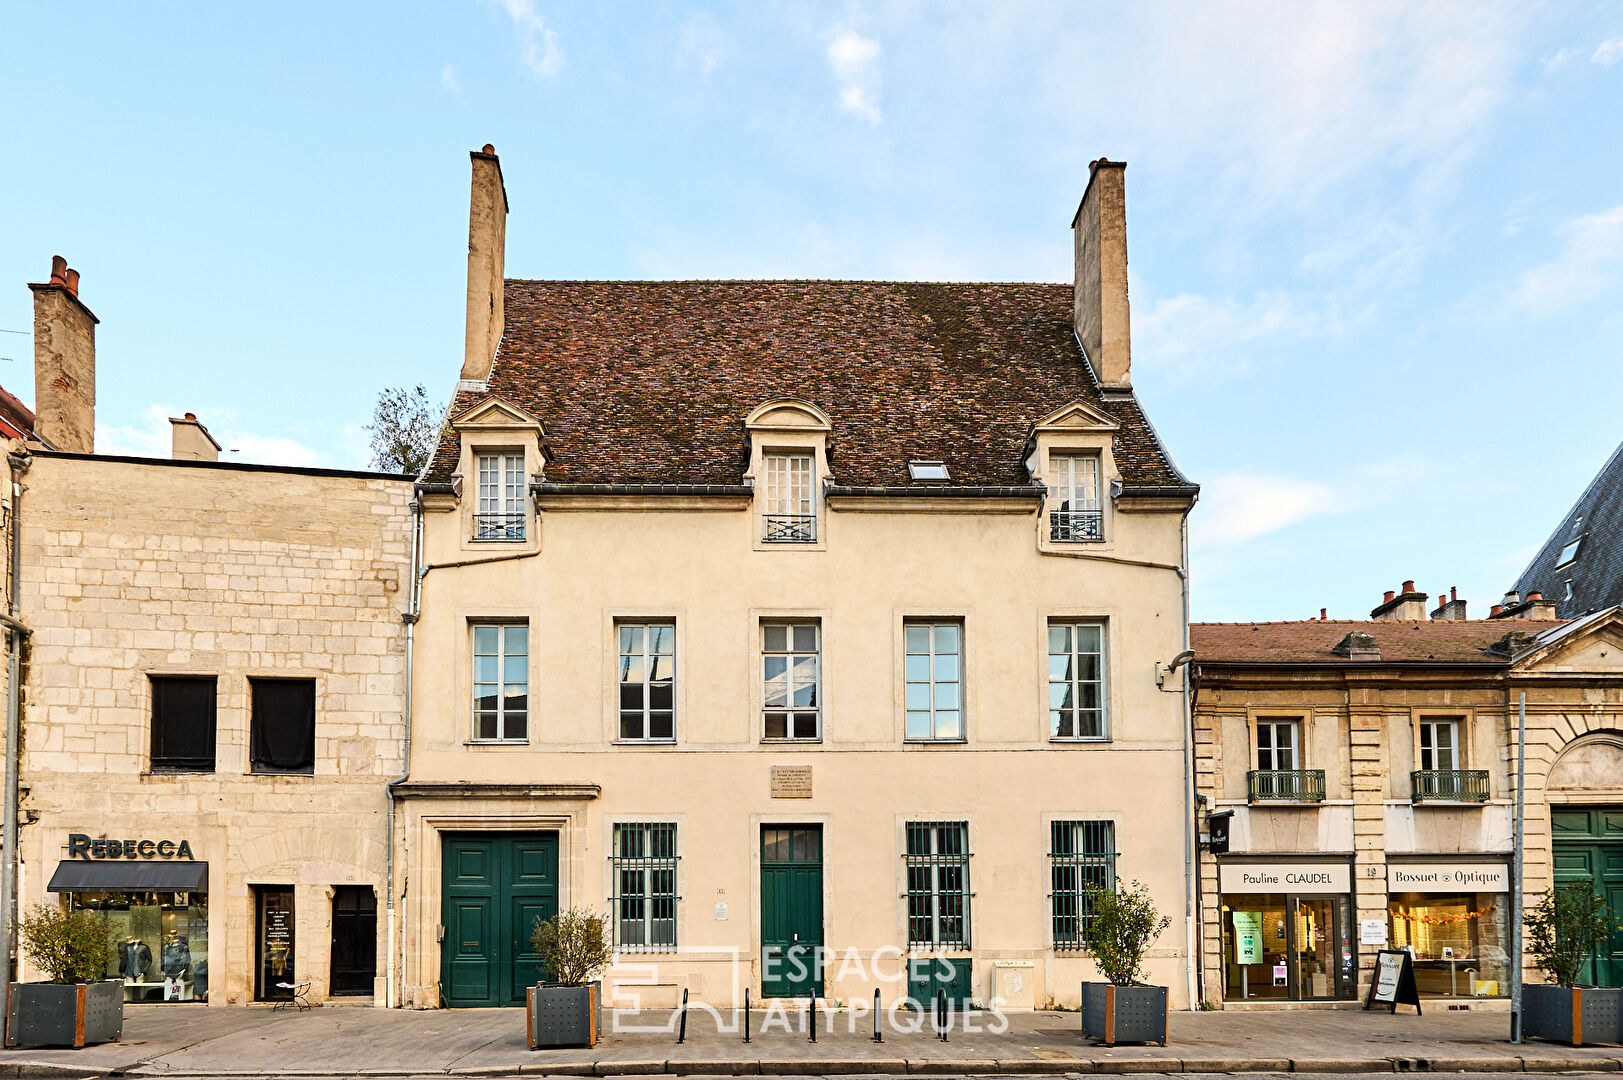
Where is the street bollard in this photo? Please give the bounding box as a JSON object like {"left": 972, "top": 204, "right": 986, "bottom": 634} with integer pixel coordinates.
{"left": 808, "top": 992, "right": 817, "bottom": 1042}
{"left": 872, "top": 988, "right": 882, "bottom": 1043}
{"left": 677, "top": 987, "right": 689, "bottom": 1044}
{"left": 743, "top": 987, "right": 751, "bottom": 1044}
{"left": 936, "top": 988, "right": 948, "bottom": 1042}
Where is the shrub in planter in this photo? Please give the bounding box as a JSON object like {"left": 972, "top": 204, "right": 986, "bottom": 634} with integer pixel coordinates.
{"left": 6, "top": 903, "right": 122, "bottom": 1049}
{"left": 1078, "top": 879, "right": 1172, "bottom": 1047}
{"left": 1522, "top": 881, "right": 1623, "bottom": 1047}
{"left": 525, "top": 908, "right": 612, "bottom": 1049}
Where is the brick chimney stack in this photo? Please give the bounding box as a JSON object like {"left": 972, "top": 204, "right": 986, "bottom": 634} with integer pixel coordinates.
{"left": 460, "top": 143, "right": 508, "bottom": 386}
{"left": 1372, "top": 580, "right": 1429, "bottom": 621}
{"left": 169, "top": 412, "right": 221, "bottom": 462}
{"left": 1072, "top": 159, "right": 1131, "bottom": 390}
{"left": 1431, "top": 586, "right": 1469, "bottom": 621}
{"left": 1489, "top": 589, "right": 1560, "bottom": 621}
{"left": 28, "top": 255, "right": 98, "bottom": 453}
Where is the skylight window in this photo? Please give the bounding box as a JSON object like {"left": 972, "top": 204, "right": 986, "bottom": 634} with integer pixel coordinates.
{"left": 1558, "top": 537, "right": 1583, "bottom": 567}
{"left": 908, "top": 460, "right": 950, "bottom": 481}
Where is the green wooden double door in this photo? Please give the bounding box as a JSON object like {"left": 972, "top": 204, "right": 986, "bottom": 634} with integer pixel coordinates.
{"left": 1552, "top": 807, "right": 1623, "bottom": 988}
{"left": 761, "top": 825, "right": 824, "bottom": 998}
{"left": 440, "top": 833, "right": 558, "bottom": 1007}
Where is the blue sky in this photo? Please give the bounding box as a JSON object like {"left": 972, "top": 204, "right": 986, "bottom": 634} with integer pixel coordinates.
{"left": 3, "top": 2, "right": 1621, "bottom": 621}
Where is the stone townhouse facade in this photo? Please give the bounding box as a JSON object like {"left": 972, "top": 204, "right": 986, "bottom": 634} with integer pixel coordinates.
{"left": 4, "top": 261, "right": 412, "bottom": 1006}
{"left": 1191, "top": 584, "right": 1623, "bottom": 1009}
{"left": 386, "top": 147, "right": 1201, "bottom": 1011}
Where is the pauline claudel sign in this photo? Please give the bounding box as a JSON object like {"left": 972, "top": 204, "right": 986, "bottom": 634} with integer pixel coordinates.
{"left": 68, "top": 833, "right": 195, "bottom": 860}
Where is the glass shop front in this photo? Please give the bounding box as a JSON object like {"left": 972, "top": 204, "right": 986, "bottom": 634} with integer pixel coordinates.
{"left": 1218, "top": 859, "right": 1356, "bottom": 1001}
{"left": 1386, "top": 859, "right": 1511, "bottom": 998}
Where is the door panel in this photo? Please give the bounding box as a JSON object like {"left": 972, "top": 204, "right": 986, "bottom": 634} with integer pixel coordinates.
{"left": 441, "top": 833, "right": 559, "bottom": 1007}
{"left": 330, "top": 886, "right": 378, "bottom": 996}
{"left": 1551, "top": 806, "right": 1623, "bottom": 989}
{"left": 761, "top": 825, "right": 824, "bottom": 998}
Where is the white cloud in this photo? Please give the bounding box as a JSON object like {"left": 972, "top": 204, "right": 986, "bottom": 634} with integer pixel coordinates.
{"left": 441, "top": 63, "right": 461, "bottom": 92}
{"left": 1507, "top": 205, "right": 1623, "bottom": 315}
{"left": 1594, "top": 37, "right": 1623, "bottom": 65}
{"left": 827, "top": 29, "right": 882, "bottom": 124}
{"left": 491, "top": 0, "right": 563, "bottom": 80}
{"left": 676, "top": 10, "right": 729, "bottom": 79}
{"left": 1195, "top": 472, "right": 1339, "bottom": 546}
{"left": 1132, "top": 288, "right": 1344, "bottom": 383}
{"left": 96, "top": 404, "right": 327, "bottom": 469}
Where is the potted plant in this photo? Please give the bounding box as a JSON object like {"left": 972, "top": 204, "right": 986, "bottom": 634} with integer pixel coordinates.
{"left": 1079, "top": 879, "right": 1172, "bottom": 1047}
{"left": 5, "top": 903, "right": 121, "bottom": 1049}
{"left": 526, "top": 907, "right": 612, "bottom": 1049}
{"left": 1522, "top": 880, "right": 1622, "bottom": 1046}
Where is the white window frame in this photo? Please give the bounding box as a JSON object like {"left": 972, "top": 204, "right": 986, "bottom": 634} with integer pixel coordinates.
{"left": 1047, "top": 621, "right": 1107, "bottom": 741}
{"left": 1255, "top": 718, "right": 1300, "bottom": 771}
{"left": 1417, "top": 718, "right": 1461, "bottom": 772}
{"left": 1049, "top": 454, "right": 1103, "bottom": 542}
{"left": 475, "top": 451, "right": 527, "bottom": 541}
{"left": 762, "top": 620, "right": 821, "bottom": 741}
{"left": 904, "top": 621, "right": 964, "bottom": 742}
{"left": 762, "top": 452, "right": 816, "bottom": 543}
{"left": 471, "top": 622, "right": 528, "bottom": 742}
{"left": 616, "top": 622, "right": 676, "bottom": 743}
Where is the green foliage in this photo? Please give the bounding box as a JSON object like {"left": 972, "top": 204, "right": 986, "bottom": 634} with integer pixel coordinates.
{"left": 1526, "top": 879, "right": 1618, "bottom": 988}
{"left": 18, "top": 903, "right": 114, "bottom": 985}
{"left": 531, "top": 907, "right": 613, "bottom": 987}
{"left": 1082, "top": 879, "right": 1172, "bottom": 987}
{"left": 366, "top": 384, "right": 443, "bottom": 476}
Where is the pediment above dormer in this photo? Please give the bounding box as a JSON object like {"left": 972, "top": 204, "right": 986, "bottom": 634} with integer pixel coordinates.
{"left": 744, "top": 398, "right": 833, "bottom": 433}
{"left": 1032, "top": 400, "right": 1120, "bottom": 434}
{"left": 450, "top": 394, "right": 547, "bottom": 435}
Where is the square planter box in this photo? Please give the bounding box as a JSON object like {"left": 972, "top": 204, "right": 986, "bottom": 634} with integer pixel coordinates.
{"left": 1522, "top": 984, "right": 1623, "bottom": 1047}
{"left": 5, "top": 981, "right": 123, "bottom": 1049}
{"left": 1081, "top": 982, "right": 1168, "bottom": 1047}
{"left": 526, "top": 983, "right": 599, "bottom": 1049}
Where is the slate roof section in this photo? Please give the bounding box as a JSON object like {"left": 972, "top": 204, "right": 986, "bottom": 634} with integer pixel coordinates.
{"left": 426, "top": 280, "right": 1194, "bottom": 490}
{"left": 1189, "top": 620, "right": 1562, "bottom": 666}
{"left": 1511, "top": 438, "right": 1623, "bottom": 619}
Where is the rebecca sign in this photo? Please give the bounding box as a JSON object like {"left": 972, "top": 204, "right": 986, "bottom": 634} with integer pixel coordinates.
{"left": 1387, "top": 862, "right": 1509, "bottom": 893}
{"left": 68, "top": 833, "right": 195, "bottom": 860}
{"left": 1219, "top": 861, "right": 1349, "bottom": 894}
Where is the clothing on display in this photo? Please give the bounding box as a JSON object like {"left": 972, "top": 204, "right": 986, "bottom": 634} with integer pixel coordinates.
{"left": 119, "top": 939, "right": 152, "bottom": 980}
{"left": 69, "top": 890, "right": 207, "bottom": 1003}
{"left": 162, "top": 935, "right": 192, "bottom": 979}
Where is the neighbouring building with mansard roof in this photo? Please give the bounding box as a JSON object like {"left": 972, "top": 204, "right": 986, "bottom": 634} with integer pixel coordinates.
{"left": 1510, "top": 438, "right": 1623, "bottom": 620}
{"left": 395, "top": 146, "right": 1199, "bottom": 1010}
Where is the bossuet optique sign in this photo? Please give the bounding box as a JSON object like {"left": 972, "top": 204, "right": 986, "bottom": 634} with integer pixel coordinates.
{"left": 68, "top": 833, "right": 195, "bottom": 860}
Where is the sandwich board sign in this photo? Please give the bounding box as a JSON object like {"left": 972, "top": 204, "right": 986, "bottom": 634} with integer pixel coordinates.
{"left": 1364, "top": 949, "right": 1421, "bottom": 1014}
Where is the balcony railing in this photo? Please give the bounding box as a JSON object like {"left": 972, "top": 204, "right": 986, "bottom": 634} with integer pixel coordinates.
{"left": 1248, "top": 769, "right": 1327, "bottom": 802}
{"left": 473, "top": 511, "right": 526, "bottom": 541}
{"left": 1411, "top": 769, "right": 1490, "bottom": 802}
{"left": 763, "top": 514, "right": 816, "bottom": 543}
{"left": 1049, "top": 509, "right": 1104, "bottom": 543}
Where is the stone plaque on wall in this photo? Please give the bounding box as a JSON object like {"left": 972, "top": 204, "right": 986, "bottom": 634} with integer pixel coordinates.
{"left": 770, "top": 765, "right": 813, "bottom": 798}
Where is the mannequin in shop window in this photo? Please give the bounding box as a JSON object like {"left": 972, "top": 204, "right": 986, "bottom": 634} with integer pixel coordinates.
{"left": 119, "top": 938, "right": 152, "bottom": 981}
{"left": 162, "top": 933, "right": 191, "bottom": 980}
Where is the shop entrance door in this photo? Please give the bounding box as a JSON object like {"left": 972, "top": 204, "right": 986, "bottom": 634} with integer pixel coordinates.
{"left": 330, "top": 886, "right": 377, "bottom": 996}
{"left": 1552, "top": 807, "right": 1623, "bottom": 988}
{"left": 1292, "top": 896, "right": 1351, "bottom": 1000}
{"left": 254, "top": 886, "right": 296, "bottom": 1001}
{"left": 761, "top": 825, "right": 823, "bottom": 998}
{"left": 440, "top": 833, "right": 558, "bottom": 1007}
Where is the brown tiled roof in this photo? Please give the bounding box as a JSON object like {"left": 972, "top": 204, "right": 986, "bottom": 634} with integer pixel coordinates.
{"left": 425, "top": 281, "right": 1193, "bottom": 489}
{"left": 0, "top": 382, "right": 35, "bottom": 442}
{"left": 1190, "top": 620, "right": 1565, "bottom": 666}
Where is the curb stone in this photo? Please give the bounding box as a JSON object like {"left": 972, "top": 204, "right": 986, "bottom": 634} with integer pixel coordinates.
{"left": 1289, "top": 1062, "right": 1397, "bottom": 1074}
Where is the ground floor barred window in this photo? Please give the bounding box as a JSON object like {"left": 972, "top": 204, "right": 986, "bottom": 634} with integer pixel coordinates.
{"left": 611, "top": 822, "right": 678, "bottom": 951}
{"left": 1049, "top": 819, "right": 1115, "bottom": 949}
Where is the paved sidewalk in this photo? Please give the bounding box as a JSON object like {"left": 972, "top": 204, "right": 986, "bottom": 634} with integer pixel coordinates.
{"left": 2, "top": 1004, "right": 1622, "bottom": 1078}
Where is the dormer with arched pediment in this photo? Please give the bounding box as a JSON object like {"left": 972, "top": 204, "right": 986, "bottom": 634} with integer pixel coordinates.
{"left": 1025, "top": 400, "right": 1124, "bottom": 552}
{"left": 743, "top": 399, "right": 833, "bottom": 551}
{"left": 424, "top": 394, "right": 548, "bottom": 554}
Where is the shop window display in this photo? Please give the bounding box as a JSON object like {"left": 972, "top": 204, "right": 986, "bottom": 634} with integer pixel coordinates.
{"left": 1388, "top": 892, "right": 1508, "bottom": 997}
{"left": 70, "top": 891, "right": 208, "bottom": 1002}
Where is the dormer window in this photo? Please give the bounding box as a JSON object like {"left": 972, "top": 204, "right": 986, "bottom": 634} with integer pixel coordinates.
{"left": 908, "top": 460, "right": 950, "bottom": 482}
{"left": 763, "top": 452, "right": 816, "bottom": 542}
{"left": 1049, "top": 454, "right": 1102, "bottom": 542}
{"left": 475, "top": 451, "right": 526, "bottom": 541}
{"left": 1558, "top": 537, "right": 1583, "bottom": 567}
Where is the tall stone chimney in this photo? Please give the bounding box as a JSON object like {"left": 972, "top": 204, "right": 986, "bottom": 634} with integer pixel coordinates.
{"left": 461, "top": 144, "right": 508, "bottom": 386}
{"left": 1072, "top": 159, "right": 1131, "bottom": 390}
{"left": 1430, "top": 586, "right": 1469, "bottom": 621}
{"left": 1371, "top": 580, "right": 1429, "bottom": 621}
{"left": 29, "top": 255, "right": 97, "bottom": 453}
{"left": 169, "top": 412, "right": 221, "bottom": 461}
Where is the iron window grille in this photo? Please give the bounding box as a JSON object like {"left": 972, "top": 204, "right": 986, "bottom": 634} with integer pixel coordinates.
{"left": 762, "top": 621, "right": 820, "bottom": 739}
{"left": 1049, "top": 820, "right": 1116, "bottom": 950}
{"left": 1048, "top": 621, "right": 1106, "bottom": 739}
{"left": 475, "top": 452, "right": 526, "bottom": 541}
{"left": 618, "top": 623, "right": 676, "bottom": 741}
{"left": 763, "top": 514, "right": 817, "bottom": 542}
{"left": 610, "top": 823, "right": 679, "bottom": 952}
{"left": 1411, "top": 769, "right": 1490, "bottom": 802}
{"left": 905, "top": 622, "right": 963, "bottom": 741}
{"left": 1049, "top": 509, "right": 1104, "bottom": 542}
{"left": 763, "top": 453, "right": 816, "bottom": 542}
{"left": 905, "top": 821, "right": 971, "bottom": 949}
{"left": 1049, "top": 455, "right": 1102, "bottom": 542}
{"left": 472, "top": 623, "right": 528, "bottom": 741}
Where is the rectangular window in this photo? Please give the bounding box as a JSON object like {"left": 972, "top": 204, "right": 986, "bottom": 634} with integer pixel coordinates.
{"left": 1049, "top": 820, "right": 1115, "bottom": 949}
{"left": 762, "top": 621, "right": 820, "bottom": 740}
{"left": 905, "top": 821, "right": 970, "bottom": 948}
{"left": 905, "top": 621, "right": 963, "bottom": 741}
{"left": 475, "top": 451, "right": 526, "bottom": 541}
{"left": 611, "top": 823, "right": 678, "bottom": 951}
{"left": 1049, "top": 455, "right": 1102, "bottom": 542}
{"left": 472, "top": 623, "right": 528, "bottom": 741}
{"left": 150, "top": 675, "right": 217, "bottom": 773}
{"left": 763, "top": 452, "right": 816, "bottom": 542}
{"left": 1418, "top": 719, "right": 1460, "bottom": 772}
{"left": 618, "top": 623, "right": 675, "bottom": 742}
{"left": 249, "top": 677, "right": 316, "bottom": 774}
{"left": 1256, "top": 719, "right": 1300, "bottom": 770}
{"left": 1048, "top": 621, "right": 1106, "bottom": 740}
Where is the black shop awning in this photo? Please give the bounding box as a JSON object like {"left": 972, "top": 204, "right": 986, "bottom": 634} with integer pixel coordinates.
{"left": 47, "top": 860, "right": 208, "bottom": 893}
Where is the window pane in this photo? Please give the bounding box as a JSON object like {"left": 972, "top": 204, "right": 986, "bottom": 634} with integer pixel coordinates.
{"left": 793, "top": 624, "right": 817, "bottom": 651}
{"left": 905, "top": 625, "right": 931, "bottom": 653}
{"left": 619, "top": 712, "right": 643, "bottom": 740}
{"left": 475, "top": 655, "right": 498, "bottom": 684}
{"left": 792, "top": 711, "right": 818, "bottom": 739}
{"left": 934, "top": 624, "right": 960, "bottom": 653}
{"left": 620, "top": 625, "right": 643, "bottom": 654}
{"left": 936, "top": 710, "right": 962, "bottom": 739}
{"left": 905, "top": 683, "right": 932, "bottom": 710}
{"left": 620, "top": 655, "right": 645, "bottom": 684}
{"left": 649, "top": 625, "right": 674, "bottom": 654}
{"left": 649, "top": 712, "right": 674, "bottom": 740}
{"left": 905, "top": 655, "right": 931, "bottom": 681}
{"left": 619, "top": 684, "right": 644, "bottom": 711}
{"left": 1048, "top": 625, "right": 1070, "bottom": 654}
{"left": 935, "top": 654, "right": 960, "bottom": 682}
{"left": 649, "top": 681, "right": 674, "bottom": 711}
{"left": 936, "top": 682, "right": 960, "bottom": 709}
{"left": 1048, "top": 655, "right": 1072, "bottom": 681}
{"left": 1052, "top": 710, "right": 1073, "bottom": 738}
{"left": 763, "top": 624, "right": 787, "bottom": 651}
{"left": 1074, "top": 624, "right": 1101, "bottom": 652}
{"left": 764, "top": 712, "right": 788, "bottom": 739}
{"left": 504, "top": 654, "right": 526, "bottom": 683}
{"left": 504, "top": 625, "right": 528, "bottom": 654}
{"left": 474, "top": 625, "right": 498, "bottom": 654}
{"left": 649, "top": 654, "right": 674, "bottom": 682}
{"left": 476, "top": 711, "right": 498, "bottom": 740}
{"left": 1049, "top": 683, "right": 1072, "bottom": 709}
{"left": 906, "top": 711, "right": 932, "bottom": 739}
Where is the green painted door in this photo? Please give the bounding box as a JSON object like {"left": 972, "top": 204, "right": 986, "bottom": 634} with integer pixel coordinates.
{"left": 1551, "top": 808, "right": 1623, "bottom": 988}
{"left": 441, "top": 833, "right": 558, "bottom": 1007}
{"left": 761, "top": 825, "right": 823, "bottom": 997}
{"left": 907, "top": 956, "right": 973, "bottom": 1007}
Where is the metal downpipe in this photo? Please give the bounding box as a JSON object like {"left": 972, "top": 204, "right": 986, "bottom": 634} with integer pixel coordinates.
{"left": 385, "top": 497, "right": 423, "bottom": 1008}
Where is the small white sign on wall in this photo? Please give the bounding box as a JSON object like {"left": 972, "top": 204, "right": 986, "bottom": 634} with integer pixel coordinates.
{"left": 714, "top": 902, "right": 729, "bottom": 921}
{"left": 1360, "top": 919, "right": 1388, "bottom": 946}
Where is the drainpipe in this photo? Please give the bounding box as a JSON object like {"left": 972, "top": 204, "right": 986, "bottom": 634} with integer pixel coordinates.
{"left": 384, "top": 497, "right": 423, "bottom": 1008}
{"left": 1177, "top": 506, "right": 1197, "bottom": 1011}
{"left": 0, "top": 451, "right": 30, "bottom": 1003}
